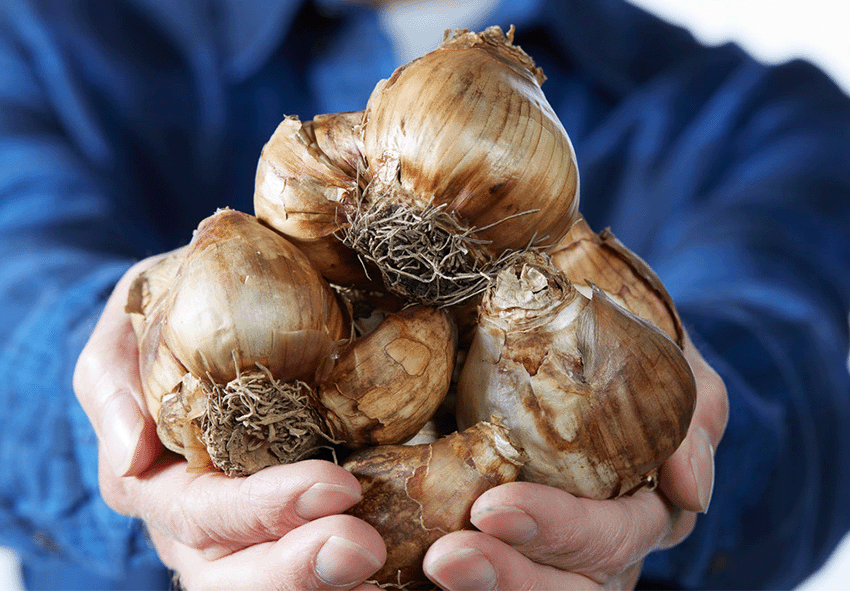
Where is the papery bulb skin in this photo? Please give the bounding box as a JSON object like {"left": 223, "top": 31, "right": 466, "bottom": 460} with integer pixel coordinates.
{"left": 550, "top": 216, "right": 685, "bottom": 347}
{"left": 126, "top": 249, "right": 187, "bottom": 422}
{"left": 252, "top": 28, "right": 579, "bottom": 306}
{"left": 345, "top": 26, "right": 580, "bottom": 306}
{"left": 456, "top": 254, "right": 695, "bottom": 499}
{"left": 128, "top": 209, "right": 350, "bottom": 476}
{"left": 317, "top": 306, "right": 457, "bottom": 447}
{"left": 361, "top": 26, "right": 579, "bottom": 252}
{"left": 344, "top": 421, "right": 526, "bottom": 588}
{"left": 254, "top": 113, "right": 373, "bottom": 287}
{"left": 162, "top": 209, "right": 348, "bottom": 384}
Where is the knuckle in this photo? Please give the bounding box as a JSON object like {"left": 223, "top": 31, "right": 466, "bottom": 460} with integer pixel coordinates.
{"left": 166, "top": 477, "right": 252, "bottom": 557}
{"left": 98, "top": 475, "right": 123, "bottom": 513}
{"left": 163, "top": 495, "right": 219, "bottom": 552}
{"left": 72, "top": 346, "right": 96, "bottom": 397}
{"left": 568, "top": 504, "right": 649, "bottom": 580}
{"left": 598, "top": 518, "right": 639, "bottom": 570}
{"left": 238, "top": 475, "right": 296, "bottom": 536}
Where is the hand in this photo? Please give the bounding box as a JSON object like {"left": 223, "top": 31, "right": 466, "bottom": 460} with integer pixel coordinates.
{"left": 422, "top": 332, "right": 728, "bottom": 590}
{"left": 74, "top": 255, "right": 387, "bottom": 590}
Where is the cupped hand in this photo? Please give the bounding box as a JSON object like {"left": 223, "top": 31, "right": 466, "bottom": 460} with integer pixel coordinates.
{"left": 74, "top": 255, "right": 387, "bottom": 590}
{"left": 106, "top": 457, "right": 386, "bottom": 590}
{"left": 423, "top": 331, "right": 729, "bottom": 590}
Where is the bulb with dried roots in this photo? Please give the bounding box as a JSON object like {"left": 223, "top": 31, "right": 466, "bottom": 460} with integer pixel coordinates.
{"left": 456, "top": 253, "right": 696, "bottom": 499}
{"left": 255, "top": 26, "right": 580, "bottom": 307}
{"left": 127, "top": 209, "right": 457, "bottom": 476}
{"left": 344, "top": 421, "right": 526, "bottom": 588}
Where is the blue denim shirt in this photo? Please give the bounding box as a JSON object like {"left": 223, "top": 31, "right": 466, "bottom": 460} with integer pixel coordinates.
{"left": 1, "top": 0, "right": 849, "bottom": 588}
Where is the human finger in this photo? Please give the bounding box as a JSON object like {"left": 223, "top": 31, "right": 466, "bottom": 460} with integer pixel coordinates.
{"left": 467, "top": 482, "right": 683, "bottom": 584}
{"left": 101, "top": 456, "right": 364, "bottom": 560}
{"left": 657, "top": 330, "right": 728, "bottom": 514}
{"left": 152, "top": 514, "right": 386, "bottom": 591}
{"left": 423, "top": 529, "right": 608, "bottom": 591}
{"left": 73, "top": 255, "right": 169, "bottom": 477}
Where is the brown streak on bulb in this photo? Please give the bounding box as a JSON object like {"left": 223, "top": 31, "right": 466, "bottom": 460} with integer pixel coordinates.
{"left": 317, "top": 306, "right": 457, "bottom": 447}
{"left": 551, "top": 216, "right": 684, "bottom": 347}
{"left": 456, "top": 255, "right": 695, "bottom": 499}
{"left": 344, "top": 421, "right": 525, "bottom": 588}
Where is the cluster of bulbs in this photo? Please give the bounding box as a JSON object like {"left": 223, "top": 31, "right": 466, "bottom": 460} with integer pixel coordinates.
{"left": 126, "top": 27, "right": 694, "bottom": 587}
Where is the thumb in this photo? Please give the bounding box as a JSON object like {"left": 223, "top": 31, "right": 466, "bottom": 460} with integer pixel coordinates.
{"left": 658, "top": 330, "right": 727, "bottom": 514}
{"left": 74, "top": 257, "right": 164, "bottom": 477}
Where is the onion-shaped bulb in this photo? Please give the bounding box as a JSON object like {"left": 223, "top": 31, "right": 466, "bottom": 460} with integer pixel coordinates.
{"left": 344, "top": 421, "right": 526, "bottom": 587}
{"left": 253, "top": 112, "right": 372, "bottom": 287}
{"left": 343, "top": 26, "right": 580, "bottom": 306}
{"left": 127, "top": 210, "right": 459, "bottom": 476}
{"left": 316, "top": 305, "right": 457, "bottom": 447}
{"left": 456, "top": 253, "right": 695, "bottom": 499}
{"left": 128, "top": 209, "right": 349, "bottom": 475}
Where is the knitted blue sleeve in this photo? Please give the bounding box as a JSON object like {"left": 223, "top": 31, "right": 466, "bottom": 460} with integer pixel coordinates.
{"left": 0, "top": 2, "right": 169, "bottom": 586}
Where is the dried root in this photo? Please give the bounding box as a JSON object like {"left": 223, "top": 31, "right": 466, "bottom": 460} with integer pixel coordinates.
{"left": 341, "top": 200, "right": 531, "bottom": 308}
{"left": 201, "top": 365, "right": 333, "bottom": 476}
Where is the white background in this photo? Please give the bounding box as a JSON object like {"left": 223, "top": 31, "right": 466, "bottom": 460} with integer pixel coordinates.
{"left": 2, "top": 0, "right": 849, "bottom": 589}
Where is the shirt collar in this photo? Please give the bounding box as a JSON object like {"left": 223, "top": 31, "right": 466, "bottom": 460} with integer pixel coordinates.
{"left": 134, "top": 0, "right": 547, "bottom": 82}
{"left": 131, "top": 0, "right": 308, "bottom": 81}
{"left": 228, "top": 0, "right": 548, "bottom": 76}
{"left": 213, "top": 0, "right": 309, "bottom": 80}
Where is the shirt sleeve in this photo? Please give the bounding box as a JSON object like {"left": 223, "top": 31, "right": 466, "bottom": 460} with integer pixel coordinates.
{"left": 640, "top": 56, "right": 850, "bottom": 589}
{"left": 0, "top": 1, "right": 169, "bottom": 584}
{"left": 540, "top": 2, "right": 850, "bottom": 587}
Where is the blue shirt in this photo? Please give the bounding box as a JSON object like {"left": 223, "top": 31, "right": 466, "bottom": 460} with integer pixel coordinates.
{"left": 1, "top": 0, "right": 849, "bottom": 589}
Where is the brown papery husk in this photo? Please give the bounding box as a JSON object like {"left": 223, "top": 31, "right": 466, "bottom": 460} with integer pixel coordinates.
{"left": 456, "top": 253, "right": 696, "bottom": 499}
{"left": 317, "top": 305, "right": 458, "bottom": 447}
{"left": 344, "top": 421, "right": 526, "bottom": 588}
{"left": 126, "top": 249, "right": 189, "bottom": 423}
{"left": 126, "top": 248, "right": 185, "bottom": 337}
{"left": 550, "top": 216, "right": 685, "bottom": 347}
{"left": 128, "top": 209, "right": 350, "bottom": 475}
{"left": 348, "top": 26, "right": 580, "bottom": 306}
{"left": 254, "top": 113, "right": 376, "bottom": 287}
{"left": 311, "top": 110, "right": 368, "bottom": 178}
{"left": 161, "top": 209, "right": 348, "bottom": 384}
{"left": 360, "top": 26, "right": 579, "bottom": 249}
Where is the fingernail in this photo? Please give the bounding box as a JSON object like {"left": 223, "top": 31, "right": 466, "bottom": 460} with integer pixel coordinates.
{"left": 101, "top": 391, "right": 145, "bottom": 477}
{"left": 315, "top": 536, "right": 383, "bottom": 586}
{"left": 692, "top": 427, "right": 715, "bottom": 513}
{"left": 424, "top": 548, "right": 497, "bottom": 591}
{"left": 295, "top": 483, "right": 362, "bottom": 521}
{"left": 470, "top": 505, "right": 538, "bottom": 545}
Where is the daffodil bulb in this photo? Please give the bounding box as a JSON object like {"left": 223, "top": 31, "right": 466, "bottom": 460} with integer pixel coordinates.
{"left": 456, "top": 254, "right": 695, "bottom": 499}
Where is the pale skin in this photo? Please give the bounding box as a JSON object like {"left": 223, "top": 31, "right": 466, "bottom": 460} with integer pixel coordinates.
{"left": 74, "top": 247, "right": 728, "bottom": 590}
